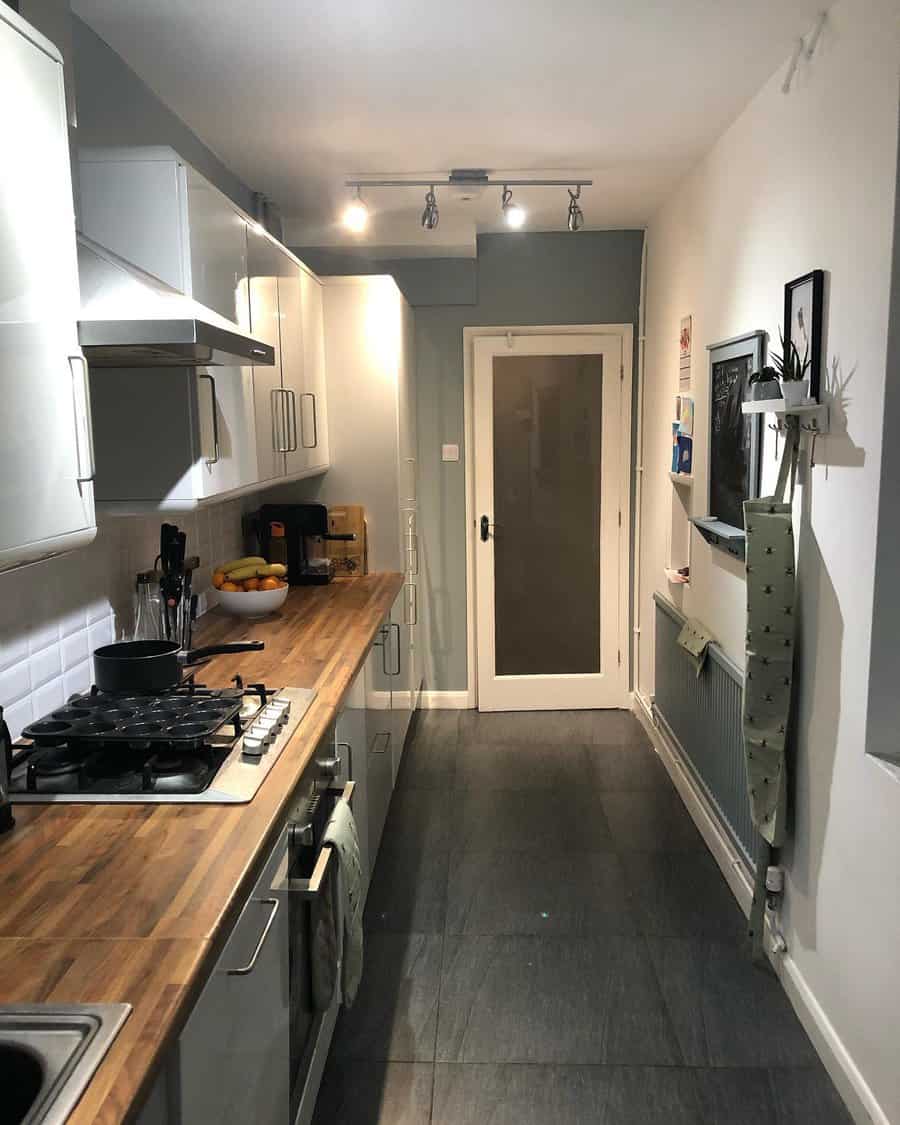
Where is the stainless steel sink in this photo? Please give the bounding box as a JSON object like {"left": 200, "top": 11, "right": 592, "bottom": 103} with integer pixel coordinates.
{"left": 0, "top": 1005, "right": 130, "bottom": 1124}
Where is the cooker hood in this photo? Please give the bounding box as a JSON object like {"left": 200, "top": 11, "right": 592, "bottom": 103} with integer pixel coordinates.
{"left": 76, "top": 236, "right": 275, "bottom": 368}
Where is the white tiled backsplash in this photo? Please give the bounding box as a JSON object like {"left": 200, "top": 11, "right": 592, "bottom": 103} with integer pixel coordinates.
{"left": 0, "top": 501, "right": 247, "bottom": 739}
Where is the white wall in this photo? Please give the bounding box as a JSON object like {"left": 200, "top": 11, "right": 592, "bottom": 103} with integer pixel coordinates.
{"left": 0, "top": 502, "right": 245, "bottom": 739}
{"left": 638, "top": 1, "right": 900, "bottom": 1120}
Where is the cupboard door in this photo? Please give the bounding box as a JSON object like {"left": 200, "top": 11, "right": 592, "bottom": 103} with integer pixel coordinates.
{"left": 247, "top": 226, "right": 287, "bottom": 483}
{"left": 336, "top": 678, "right": 370, "bottom": 898}
{"left": 277, "top": 260, "right": 306, "bottom": 479}
{"left": 184, "top": 165, "right": 249, "bottom": 324}
{"left": 364, "top": 622, "right": 394, "bottom": 870}
{"left": 0, "top": 11, "right": 95, "bottom": 570}
{"left": 193, "top": 366, "right": 259, "bottom": 498}
{"left": 297, "top": 267, "right": 329, "bottom": 474}
{"left": 177, "top": 829, "right": 289, "bottom": 1125}
{"left": 387, "top": 587, "right": 413, "bottom": 782}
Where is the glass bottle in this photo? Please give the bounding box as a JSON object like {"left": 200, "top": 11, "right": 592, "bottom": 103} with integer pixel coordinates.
{"left": 134, "top": 570, "right": 163, "bottom": 641}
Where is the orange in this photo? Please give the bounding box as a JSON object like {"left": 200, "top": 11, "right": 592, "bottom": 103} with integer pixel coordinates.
{"left": 212, "top": 570, "right": 226, "bottom": 589}
{"left": 258, "top": 576, "right": 280, "bottom": 591}
{"left": 220, "top": 581, "right": 241, "bottom": 592}
{"left": 243, "top": 578, "right": 260, "bottom": 591}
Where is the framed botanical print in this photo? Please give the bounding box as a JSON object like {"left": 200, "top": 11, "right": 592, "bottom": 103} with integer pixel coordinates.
{"left": 784, "top": 270, "right": 824, "bottom": 401}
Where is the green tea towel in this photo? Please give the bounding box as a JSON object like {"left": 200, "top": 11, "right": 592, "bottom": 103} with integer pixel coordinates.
{"left": 677, "top": 618, "right": 716, "bottom": 677}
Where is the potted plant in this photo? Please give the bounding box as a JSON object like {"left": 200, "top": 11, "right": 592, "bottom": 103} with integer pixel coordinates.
{"left": 748, "top": 365, "right": 782, "bottom": 402}
{"left": 772, "top": 326, "right": 811, "bottom": 407}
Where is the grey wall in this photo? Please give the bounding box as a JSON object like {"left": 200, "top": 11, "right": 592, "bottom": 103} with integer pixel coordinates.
{"left": 301, "top": 230, "right": 644, "bottom": 692}
{"left": 71, "top": 15, "right": 255, "bottom": 215}
{"left": 866, "top": 108, "right": 900, "bottom": 765}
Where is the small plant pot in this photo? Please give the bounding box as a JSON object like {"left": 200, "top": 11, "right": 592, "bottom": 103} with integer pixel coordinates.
{"left": 781, "top": 380, "right": 810, "bottom": 408}
{"left": 748, "top": 381, "right": 782, "bottom": 402}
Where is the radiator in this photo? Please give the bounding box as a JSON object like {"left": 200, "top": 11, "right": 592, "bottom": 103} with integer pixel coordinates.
{"left": 653, "top": 593, "right": 757, "bottom": 866}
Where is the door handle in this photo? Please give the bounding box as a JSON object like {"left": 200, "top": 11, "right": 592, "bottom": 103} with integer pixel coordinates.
{"left": 480, "top": 515, "right": 499, "bottom": 542}
{"left": 287, "top": 389, "right": 299, "bottom": 452}
{"left": 390, "top": 622, "right": 401, "bottom": 676}
{"left": 225, "top": 898, "right": 279, "bottom": 976}
{"left": 199, "top": 373, "right": 219, "bottom": 465}
{"left": 68, "top": 354, "right": 95, "bottom": 484}
{"left": 300, "top": 393, "right": 318, "bottom": 448}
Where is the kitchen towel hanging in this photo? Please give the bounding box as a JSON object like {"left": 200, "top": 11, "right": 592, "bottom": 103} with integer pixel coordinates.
{"left": 321, "top": 796, "right": 364, "bottom": 1006}
{"left": 677, "top": 618, "right": 716, "bottom": 677}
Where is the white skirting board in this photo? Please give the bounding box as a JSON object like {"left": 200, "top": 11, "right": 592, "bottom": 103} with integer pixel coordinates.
{"left": 418, "top": 691, "right": 474, "bottom": 709}
{"left": 633, "top": 692, "right": 887, "bottom": 1125}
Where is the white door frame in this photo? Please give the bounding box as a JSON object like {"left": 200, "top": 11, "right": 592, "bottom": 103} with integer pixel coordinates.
{"left": 463, "top": 324, "right": 633, "bottom": 709}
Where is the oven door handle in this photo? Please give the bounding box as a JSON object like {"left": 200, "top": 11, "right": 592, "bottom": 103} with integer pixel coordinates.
{"left": 271, "top": 781, "right": 355, "bottom": 897}
{"left": 225, "top": 898, "right": 279, "bottom": 976}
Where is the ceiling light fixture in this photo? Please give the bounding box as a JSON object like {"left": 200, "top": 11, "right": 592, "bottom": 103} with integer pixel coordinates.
{"left": 342, "top": 187, "right": 369, "bottom": 233}
{"left": 421, "top": 186, "right": 439, "bottom": 230}
{"left": 567, "top": 185, "right": 584, "bottom": 232}
{"left": 501, "top": 185, "right": 526, "bottom": 229}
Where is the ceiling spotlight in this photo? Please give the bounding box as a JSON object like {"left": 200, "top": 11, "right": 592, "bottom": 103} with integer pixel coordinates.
{"left": 342, "top": 187, "right": 369, "bottom": 233}
{"left": 421, "top": 186, "right": 439, "bottom": 230}
{"left": 501, "top": 186, "right": 526, "bottom": 229}
{"left": 567, "top": 185, "right": 584, "bottom": 232}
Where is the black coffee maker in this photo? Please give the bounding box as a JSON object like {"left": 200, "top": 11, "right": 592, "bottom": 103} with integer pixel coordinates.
{"left": 248, "top": 504, "right": 357, "bottom": 586}
{"left": 0, "top": 706, "right": 15, "bottom": 833}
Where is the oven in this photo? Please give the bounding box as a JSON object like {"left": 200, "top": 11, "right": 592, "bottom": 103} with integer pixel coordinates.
{"left": 272, "top": 765, "right": 354, "bottom": 1125}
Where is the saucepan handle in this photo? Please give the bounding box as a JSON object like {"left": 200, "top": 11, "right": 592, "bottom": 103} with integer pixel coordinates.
{"left": 182, "top": 641, "right": 265, "bottom": 665}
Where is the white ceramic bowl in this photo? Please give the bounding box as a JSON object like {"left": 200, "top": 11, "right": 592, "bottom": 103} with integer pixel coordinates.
{"left": 216, "top": 584, "right": 289, "bottom": 619}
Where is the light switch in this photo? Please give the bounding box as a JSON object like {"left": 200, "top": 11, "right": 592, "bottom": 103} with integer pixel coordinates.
{"left": 441, "top": 443, "right": 460, "bottom": 462}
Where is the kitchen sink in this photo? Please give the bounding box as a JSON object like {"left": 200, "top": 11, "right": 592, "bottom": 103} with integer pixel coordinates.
{"left": 0, "top": 1004, "right": 130, "bottom": 1124}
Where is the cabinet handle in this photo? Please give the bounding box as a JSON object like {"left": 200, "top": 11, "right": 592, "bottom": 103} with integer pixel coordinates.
{"left": 199, "top": 373, "right": 220, "bottom": 465}
{"left": 390, "top": 622, "right": 401, "bottom": 676}
{"left": 371, "top": 731, "right": 391, "bottom": 754}
{"left": 406, "top": 532, "right": 419, "bottom": 576}
{"left": 300, "top": 393, "right": 318, "bottom": 448}
{"left": 286, "top": 389, "right": 299, "bottom": 452}
{"left": 336, "top": 740, "right": 352, "bottom": 779}
{"left": 68, "top": 354, "right": 95, "bottom": 484}
{"left": 271, "top": 388, "right": 289, "bottom": 453}
{"left": 405, "top": 582, "right": 418, "bottom": 625}
{"left": 225, "top": 897, "right": 279, "bottom": 976}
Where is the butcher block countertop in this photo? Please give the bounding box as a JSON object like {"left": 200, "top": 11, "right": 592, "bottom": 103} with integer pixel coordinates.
{"left": 0, "top": 573, "right": 403, "bottom": 1124}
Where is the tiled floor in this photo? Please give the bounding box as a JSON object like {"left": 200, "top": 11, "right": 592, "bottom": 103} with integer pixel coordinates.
{"left": 313, "top": 710, "right": 851, "bottom": 1124}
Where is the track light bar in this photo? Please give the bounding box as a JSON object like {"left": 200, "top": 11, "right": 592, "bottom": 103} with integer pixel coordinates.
{"left": 345, "top": 177, "right": 592, "bottom": 188}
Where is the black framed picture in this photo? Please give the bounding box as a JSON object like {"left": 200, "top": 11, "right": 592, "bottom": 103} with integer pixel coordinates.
{"left": 784, "top": 270, "right": 824, "bottom": 401}
{"left": 699, "top": 331, "right": 766, "bottom": 553}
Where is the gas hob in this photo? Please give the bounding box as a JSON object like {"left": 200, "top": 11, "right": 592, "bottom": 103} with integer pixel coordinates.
{"left": 9, "top": 681, "right": 316, "bottom": 804}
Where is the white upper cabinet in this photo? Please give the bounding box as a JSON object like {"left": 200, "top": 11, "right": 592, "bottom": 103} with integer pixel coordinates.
{"left": 247, "top": 225, "right": 330, "bottom": 486}
{"left": 0, "top": 6, "right": 96, "bottom": 571}
{"left": 77, "top": 147, "right": 330, "bottom": 510}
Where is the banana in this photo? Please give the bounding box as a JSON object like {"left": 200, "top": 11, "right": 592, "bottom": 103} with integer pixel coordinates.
{"left": 257, "top": 563, "right": 287, "bottom": 578}
{"left": 222, "top": 556, "right": 267, "bottom": 575}
{"left": 224, "top": 564, "right": 266, "bottom": 581}
{"left": 222, "top": 561, "right": 288, "bottom": 581}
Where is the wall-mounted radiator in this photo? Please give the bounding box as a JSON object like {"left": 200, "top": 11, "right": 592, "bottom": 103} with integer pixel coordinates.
{"left": 653, "top": 593, "right": 757, "bottom": 866}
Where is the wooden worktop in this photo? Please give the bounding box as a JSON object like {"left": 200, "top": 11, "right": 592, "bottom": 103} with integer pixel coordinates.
{"left": 0, "top": 573, "right": 403, "bottom": 1124}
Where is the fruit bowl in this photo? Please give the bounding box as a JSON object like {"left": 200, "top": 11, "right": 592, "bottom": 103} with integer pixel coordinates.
{"left": 216, "top": 584, "right": 289, "bottom": 619}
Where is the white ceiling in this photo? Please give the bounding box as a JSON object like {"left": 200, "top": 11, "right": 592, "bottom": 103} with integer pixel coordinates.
{"left": 72, "top": 0, "right": 825, "bottom": 255}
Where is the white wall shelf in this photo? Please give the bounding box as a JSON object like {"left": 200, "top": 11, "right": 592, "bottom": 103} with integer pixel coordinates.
{"left": 669, "top": 472, "right": 693, "bottom": 487}
{"left": 741, "top": 399, "right": 821, "bottom": 416}
{"left": 664, "top": 568, "right": 690, "bottom": 586}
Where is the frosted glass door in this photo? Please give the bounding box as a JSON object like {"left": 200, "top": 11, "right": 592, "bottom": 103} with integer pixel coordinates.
{"left": 474, "top": 334, "right": 625, "bottom": 711}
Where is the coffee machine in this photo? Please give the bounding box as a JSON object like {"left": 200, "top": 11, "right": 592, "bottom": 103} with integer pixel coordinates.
{"left": 249, "top": 504, "right": 357, "bottom": 585}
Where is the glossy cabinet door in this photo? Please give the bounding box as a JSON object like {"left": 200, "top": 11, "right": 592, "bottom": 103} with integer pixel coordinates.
{"left": 184, "top": 164, "right": 249, "bottom": 324}
{"left": 297, "top": 267, "right": 329, "bottom": 475}
{"left": 364, "top": 619, "right": 394, "bottom": 870}
{"left": 247, "top": 224, "right": 287, "bottom": 484}
{"left": 0, "top": 8, "right": 95, "bottom": 571}
{"left": 335, "top": 672, "right": 370, "bottom": 899}
{"left": 277, "top": 258, "right": 305, "bottom": 479}
{"left": 386, "top": 586, "right": 414, "bottom": 782}
{"left": 193, "top": 365, "right": 259, "bottom": 498}
{"left": 177, "top": 826, "right": 289, "bottom": 1125}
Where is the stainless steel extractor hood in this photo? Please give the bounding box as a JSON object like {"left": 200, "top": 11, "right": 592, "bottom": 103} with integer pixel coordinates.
{"left": 77, "top": 236, "right": 275, "bottom": 368}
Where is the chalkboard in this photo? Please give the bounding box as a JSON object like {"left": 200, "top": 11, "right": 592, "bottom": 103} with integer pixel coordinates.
{"left": 707, "top": 332, "right": 764, "bottom": 539}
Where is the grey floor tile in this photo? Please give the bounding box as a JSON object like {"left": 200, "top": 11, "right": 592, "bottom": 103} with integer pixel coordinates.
{"left": 454, "top": 743, "right": 586, "bottom": 790}
{"left": 693, "top": 1067, "right": 776, "bottom": 1124}
{"left": 312, "top": 1061, "right": 434, "bottom": 1125}
{"left": 599, "top": 789, "right": 705, "bottom": 851}
{"left": 365, "top": 847, "right": 449, "bottom": 933}
{"left": 646, "top": 938, "right": 818, "bottom": 1068}
{"left": 432, "top": 1063, "right": 613, "bottom": 1125}
{"left": 398, "top": 712, "right": 460, "bottom": 790}
{"left": 446, "top": 851, "right": 637, "bottom": 936}
{"left": 603, "top": 1066, "right": 705, "bottom": 1124}
{"left": 769, "top": 1066, "right": 854, "bottom": 1124}
{"left": 584, "top": 743, "right": 670, "bottom": 790}
{"left": 382, "top": 788, "right": 454, "bottom": 853}
{"left": 455, "top": 789, "right": 614, "bottom": 853}
{"left": 331, "top": 933, "right": 443, "bottom": 1062}
{"left": 460, "top": 709, "right": 647, "bottom": 747}
{"left": 621, "top": 850, "right": 747, "bottom": 940}
{"left": 436, "top": 935, "right": 680, "bottom": 1065}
